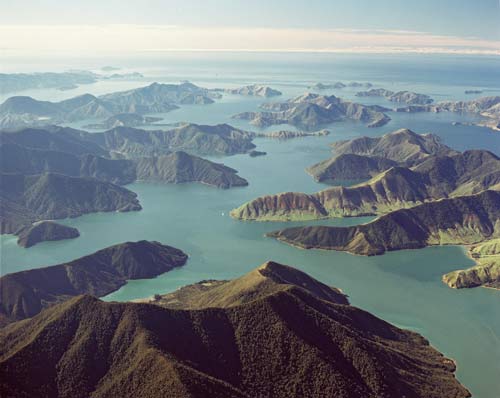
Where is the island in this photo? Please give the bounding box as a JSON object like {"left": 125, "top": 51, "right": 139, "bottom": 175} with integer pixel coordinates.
{"left": 0, "top": 240, "right": 188, "bottom": 326}
{"left": 0, "top": 82, "right": 222, "bottom": 129}
{"left": 355, "top": 88, "right": 434, "bottom": 105}
{"left": 216, "top": 84, "right": 282, "bottom": 97}
{"left": 0, "top": 261, "right": 469, "bottom": 398}
{"left": 249, "top": 150, "right": 267, "bottom": 157}
{"left": 256, "top": 129, "right": 329, "bottom": 139}
{"left": 464, "top": 90, "right": 483, "bottom": 94}
{"left": 231, "top": 145, "right": 499, "bottom": 221}
{"left": 232, "top": 93, "right": 390, "bottom": 129}
{"left": 393, "top": 96, "right": 500, "bottom": 132}
{"left": 308, "top": 82, "right": 348, "bottom": 90}
{"left": 15, "top": 221, "right": 80, "bottom": 248}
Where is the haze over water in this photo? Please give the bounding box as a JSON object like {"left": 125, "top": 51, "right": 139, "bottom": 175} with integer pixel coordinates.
{"left": 1, "top": 53, "right": 500, "bottom": 397}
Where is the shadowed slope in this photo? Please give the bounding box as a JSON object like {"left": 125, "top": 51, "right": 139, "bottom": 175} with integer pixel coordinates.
{"left": 0, "top": 262, "right": 469, "bottom": 398}
{"left": 0, "top": 241, "right": 187, "bottom": 326}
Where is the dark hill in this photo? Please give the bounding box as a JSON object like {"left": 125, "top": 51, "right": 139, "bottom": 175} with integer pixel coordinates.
{"left": 0, "top": 262, "right": 469, "bottom": 398}
{"left": 16, "top": 221, "right": 80, "bottom": 248}
{"left": 0, "top": 172, "right": 141, "bottom": 233}
{"left": 267, "top": 190, "right": 500, "bottom": 256}
{"left": 232, "top": 149, "right": 500, "bottom": 221}
{"left": 0, "top": 241, "right": 187, "bottom": 326}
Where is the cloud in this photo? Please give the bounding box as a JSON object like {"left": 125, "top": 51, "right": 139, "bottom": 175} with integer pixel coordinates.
{"left": 1, "top": 25, "right": 499, "bottom": 56}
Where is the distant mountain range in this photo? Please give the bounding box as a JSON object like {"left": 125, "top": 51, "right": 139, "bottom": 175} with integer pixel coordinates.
{"left": 0, "top": 70, "right": 144, "bottom": 94}
{"left": 0, "top": 260, "right": 469, "bottom": 397}
{"left": 355, "top": 88, "right": 434, "bottom": 105}
{"left": 214, "top": 84, "right": 282, "bottom": 97}
{"left": 395, "top": 96, "right": 500, "bottom": 131}
{"left": 232, "top": 93, "right": 391, "bottom": 129}
{"left": 0, "top": 82, "right": 219, "bottom": 129}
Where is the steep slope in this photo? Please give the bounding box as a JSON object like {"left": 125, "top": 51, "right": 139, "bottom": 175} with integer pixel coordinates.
{"left": 0, "top": 173, "right": 141, "bottom": 233}
{"left": 0, "top": 262, "right": 469, "bottom": 398}
{"left": 232, "top": 93, "right": 390, "bottom": 129}
{"left": 307, "top": 154, "right": 398, "bottom": 182}
{"left": 220, "top": 84, "right": 282, "bottom": 97}
{"left": 0, "top": 241, "right": 187, "bottom": 326}
{"left": 134, "top": 151, "right": 248, "bottom": 188}
{"left": 86, "top": 123, "right": 256, "bottom": 157}
{"left": 267, "top": 190, "right": 500, "bottom": 256}
{"left": 231, "top": 150, "right": 500, "bottom": 221}
{"left": 1, "top": 143, "right": 248, "bottom": 189}
{"left": 442, "top": 239, "right": 500, "bottom": 289}
{"left": 331, "top": 129, "right": 458, "bottom": 163}
{"left": 16, "top": 221, "right": 80, "bottom": 248}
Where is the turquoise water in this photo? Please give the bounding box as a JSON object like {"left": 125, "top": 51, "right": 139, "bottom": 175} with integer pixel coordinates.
{"left": 1, "top": 53, "right": 500, "bottom": 397}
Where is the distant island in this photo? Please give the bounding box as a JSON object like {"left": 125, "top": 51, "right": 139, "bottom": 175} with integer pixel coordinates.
{"left": 0, "top": 70, "right": 144, "bottom": 94}
{"left": 464, "top": 90, "right": 483, "bottom": 94}
{"left": 0, "top": 261, "right": 469, "bottom": 397}
{"left": 267, "top": 190, "right": 500, "bottom": 289}
{"left": 0, "top": 82, "right": 220, "bottom": 129}
{"left": 232, "top": 93, "right": 390, "bottom": 129}
{"left": 310, "top": 82, "right": 373, "bottom": 89}
{"left": 394, "top": 96, "right": 500, "bottom": 132}
{"left": 0, "top": 241, "right": 188, "bottom": 326}
{"left": 256, "top": 129, "right": 329, "bottom": 139}
{"left": 214, "top": 84, "right": 282, "bottom": 97}
{"left": 355, "top": 88, "right": 434, "bottom": 105}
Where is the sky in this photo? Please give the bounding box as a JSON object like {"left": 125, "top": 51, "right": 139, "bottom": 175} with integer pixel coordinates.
{"left": 1, "top": 0, "right": 499, "bottom": 56}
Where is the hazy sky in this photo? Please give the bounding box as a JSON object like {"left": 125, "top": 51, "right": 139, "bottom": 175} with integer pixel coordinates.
{"left": 1, "top": 0, "right": 499, "bottom": 56}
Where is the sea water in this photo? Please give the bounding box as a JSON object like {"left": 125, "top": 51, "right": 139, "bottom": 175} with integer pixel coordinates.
{"left": 1, "top": 53, "right": 499, "bottom": 397}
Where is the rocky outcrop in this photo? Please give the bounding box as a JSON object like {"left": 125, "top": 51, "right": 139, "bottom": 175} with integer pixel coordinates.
{"left": 0, "top": 262, "right": 469, "bottom": 398}
{"left": 0, "top": 241, "right": 187, "bottom": 326}
{"left": 15, "top": 221, "right": 80, "bottom": 248}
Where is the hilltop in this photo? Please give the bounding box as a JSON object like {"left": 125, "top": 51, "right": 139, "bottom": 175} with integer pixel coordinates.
{"left": 0, "top": 261, "right": 469, "bottom": 398}
{"left": 232, "top": 93, "right": 390, "bottom": 129}
{"left": 231, "top": 149, "right": 500, "bottom": 221}
{"left": 0, "top": 241, "right": 187, "bottom": 326}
